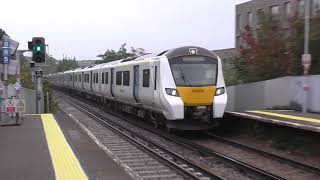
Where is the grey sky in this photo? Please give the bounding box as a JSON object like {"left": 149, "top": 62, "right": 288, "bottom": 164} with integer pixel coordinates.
{"left": 2, "top": 0, "right": 249, "bottom": 60}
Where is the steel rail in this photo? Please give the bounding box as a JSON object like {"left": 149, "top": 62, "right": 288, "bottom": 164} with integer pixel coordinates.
{"left": 206, "top": 132, "right": 320, "bottom": 175}
{"left": 62, "top": 95, "right": 224, "bottom": 180}
{"left": 57, "top": 90, "right": 284, "bottom": 180}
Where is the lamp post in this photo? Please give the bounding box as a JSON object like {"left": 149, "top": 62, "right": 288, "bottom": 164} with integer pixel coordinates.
{"left": 302, "top": 0, "right": 311, "bottom": 113}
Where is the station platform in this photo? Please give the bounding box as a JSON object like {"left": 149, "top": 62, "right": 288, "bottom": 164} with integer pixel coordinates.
{"left": 0, "top": 113, "right": 132, "bottom": 180}
{"left": 226, "top": 110, "right": 320, "bottom": 133}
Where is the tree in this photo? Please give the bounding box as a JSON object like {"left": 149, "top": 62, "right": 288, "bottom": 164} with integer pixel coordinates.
{"left": 56, "top": 57, "right": 79, "bottom": 72}
{"left": 288, "top": 14, "right": 320, "bottom": 75}
{"left": 0, "top": 28, "right": 8, "bottom": 38}
{"left": 230, "top": 13, "right": 320, "bottom": 84}
{"left": 96, "top": 43, "right": 145, "bottom": 64}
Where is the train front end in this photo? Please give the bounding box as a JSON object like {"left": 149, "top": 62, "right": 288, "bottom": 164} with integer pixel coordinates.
{"left": 160, "top": 46, "right": 227, "bottom": 131}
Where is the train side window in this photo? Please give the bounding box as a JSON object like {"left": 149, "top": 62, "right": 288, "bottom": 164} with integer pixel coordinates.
{"left": 79, "top": 74, "right": 81, "bottom": 82}
{"left": 143, "top": 69, "right": 150, "bottom": 87}
{"left": 102, "top": 73, "right": 105, "bottom": 84}
{"left": 123, "top": 71, "right": 130, "bottom": 86}
{"left": 105, "top": 72, "right": 108, "bottom": 84}
{"left": 97, "top": 73, "right": 99, "bottom": 83}
{"left": 116, "top": 71, "right": 122, "bottom": 85}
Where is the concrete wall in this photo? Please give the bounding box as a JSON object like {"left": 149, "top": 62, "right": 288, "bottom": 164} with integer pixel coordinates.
{"left": 226, "top": 75, "right": 320, "bottom": 112}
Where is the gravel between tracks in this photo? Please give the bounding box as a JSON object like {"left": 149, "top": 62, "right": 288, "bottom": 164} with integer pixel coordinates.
{"left": 191, "top": 136, "right": 320, "bottom": 180}
{"left": 54, "top": 91, "right": 264, "bottom": 180}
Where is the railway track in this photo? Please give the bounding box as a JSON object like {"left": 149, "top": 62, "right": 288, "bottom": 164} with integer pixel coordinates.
{"left": 57, "top": 93, "right": 223, "bottom": 180}
{"left": 54, "top": 90, "right": 289, "bottom": 179}
{"left": 205, "top": 133, "right": 320, "bottom": 175}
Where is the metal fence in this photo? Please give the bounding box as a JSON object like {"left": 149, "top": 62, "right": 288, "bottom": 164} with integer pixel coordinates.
{"left": 226, "top": 75, "right": 320, "bottom": 113}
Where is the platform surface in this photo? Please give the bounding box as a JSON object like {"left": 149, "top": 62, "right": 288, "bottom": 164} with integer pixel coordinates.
{"left": 227, "top": 110, "right": 320, "bottom": 133}
{"left": 0, "top": 113, "right": 133, "bottom": 180}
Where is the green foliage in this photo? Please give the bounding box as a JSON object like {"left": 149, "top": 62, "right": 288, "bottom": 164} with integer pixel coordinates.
{"left": 20, "top": 63, "right": 35, "bottom": 89}
{"left": 96, "top": 43, "right": 145, "bottom": 64}
{"left": 7, "top": 56, "right": 35, "bottom": 90}
{"left": 43, "top": 56, "right": 58, "bottom": 75}
{"left": 0, "top": 28, "right": 8, "bottom": 38}
{"left": 288, "top": 15, "right": 320, "bottom": 75}
{"left": 230, "top": 14, "right": 320, "bottom": 85}
{"left": 56, "top": 57, "right": 79, "bottom": 72}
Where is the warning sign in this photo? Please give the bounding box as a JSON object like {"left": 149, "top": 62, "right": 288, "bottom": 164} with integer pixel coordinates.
{"left": 6, "top": 99, "right": 15, "bottom": 113}
{"left": 16, "top": 99, "right": 25, "bottom": 113}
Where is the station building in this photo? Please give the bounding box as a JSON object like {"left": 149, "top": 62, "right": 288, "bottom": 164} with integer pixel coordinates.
{"left": 236, "top": 0, "right": 320, "bottom": 48}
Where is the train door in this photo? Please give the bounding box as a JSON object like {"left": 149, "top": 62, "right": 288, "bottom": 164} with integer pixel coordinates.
{"left": 133, "top": 65, "right": 140, "bottom": 103}
{"left": 72, "top": 73, "right": 75, "bottom": 88}
{"left": 90, "top": 71, "right": 93, "bottom": 92}
{"left": 81, "top": 72, "right": 84, "bottom": 90}
{"left": 153, "top": 61, "right": 160, "bottom": 108}
{"left": 110, "top": 68, "right": 114, "bottom": 97}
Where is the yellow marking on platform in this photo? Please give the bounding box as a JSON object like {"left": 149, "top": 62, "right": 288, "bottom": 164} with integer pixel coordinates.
{"left": 247, "top": 111, "right": 320, "bottom": 124}
{"left": 41, "top": 114, "right": 87, "bottom": 180}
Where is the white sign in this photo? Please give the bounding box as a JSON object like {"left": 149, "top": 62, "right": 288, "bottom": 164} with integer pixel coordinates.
{"left": 14, "top": 82, "right": 21, "bottom": 90}
{"left": 302, "top": 54, "right": 312, "bottom": 65}
{"left": 16, "top": 99, "right": 25, "bottom": 113}
{"left": 6, "top": 99, "right": 15, "bottom": 113}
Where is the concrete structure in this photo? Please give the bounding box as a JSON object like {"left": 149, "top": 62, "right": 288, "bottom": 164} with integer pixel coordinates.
{"left": 226, "top": 75, "right": 320, "bottom": 113}
{"left": 212, "top": 48, "right": 238, "bottom": 63}
{"left": 236, "top": 0, "right": 320, "bottom": 48}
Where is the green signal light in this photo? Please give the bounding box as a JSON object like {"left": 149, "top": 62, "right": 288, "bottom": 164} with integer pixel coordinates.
{"left": 35, "top": 46, "right": 41, "bottom": 52}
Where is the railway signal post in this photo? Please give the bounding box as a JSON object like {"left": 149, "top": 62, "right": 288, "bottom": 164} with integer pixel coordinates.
{"left": 28, "top": 37, "right": 46, "bottom": 114}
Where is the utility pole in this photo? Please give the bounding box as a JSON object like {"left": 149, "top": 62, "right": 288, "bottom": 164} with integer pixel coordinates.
{"left": 302, "top": 0, "right": 312, "bottom": 113}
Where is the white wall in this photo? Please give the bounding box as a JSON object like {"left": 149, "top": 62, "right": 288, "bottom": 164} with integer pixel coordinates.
{"left": 226, "top": 75, "right": 320, "bottom": 113}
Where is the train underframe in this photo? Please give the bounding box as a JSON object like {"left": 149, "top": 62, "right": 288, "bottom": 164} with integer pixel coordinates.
{"left": 63, "top": 87, "right": 221, "bottom": 132}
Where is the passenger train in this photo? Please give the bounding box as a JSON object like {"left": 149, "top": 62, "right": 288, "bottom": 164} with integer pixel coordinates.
{"left": 48, "top": 46, "right": 228, "bottom": 131}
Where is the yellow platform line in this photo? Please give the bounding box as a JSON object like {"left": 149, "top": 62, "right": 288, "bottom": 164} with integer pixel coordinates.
{"left": 247, "top": 111, "right": 320, "bottom": 124}
{"left": 41, "top": 114, "right": 87, "bottom": 180}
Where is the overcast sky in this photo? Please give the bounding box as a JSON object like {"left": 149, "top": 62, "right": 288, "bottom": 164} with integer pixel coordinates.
{"left": 1, "top": 0, "right": 249, "bottom": 60}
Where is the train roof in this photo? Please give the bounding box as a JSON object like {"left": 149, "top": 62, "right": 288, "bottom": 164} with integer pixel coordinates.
{"left": 47, "top": 46, "right": 219, "bottom": 77}
{"left": 163, "top": 46, "right": 218, "bottom": 59}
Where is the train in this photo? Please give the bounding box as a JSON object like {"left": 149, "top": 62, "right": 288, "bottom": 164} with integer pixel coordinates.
{"left": 47, "top": 46, "right": 228, "bottom": 131}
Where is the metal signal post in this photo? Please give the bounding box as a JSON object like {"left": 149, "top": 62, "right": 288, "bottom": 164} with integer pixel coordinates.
{"left": 28, "top": 37, "right": 46, "bottom": 113}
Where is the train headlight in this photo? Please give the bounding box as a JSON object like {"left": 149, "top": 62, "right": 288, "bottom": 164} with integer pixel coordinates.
{"left": 215, "top": 87, "right": 225, "bottom": 96}
{"left": 165, "top": 88, "right": 179, "bottom": 97}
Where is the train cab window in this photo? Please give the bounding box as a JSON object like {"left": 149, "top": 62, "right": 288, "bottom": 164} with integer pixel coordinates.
{"left": 105, "top": 72, "right": 108, "bottom": 84}
{"left": 123, "top": 71, "right": 130, "bottom": 86}
{"left": 102, "top": 73, "right": 105, "bottom": 84}
{"left": 143, "top": 69, "right": 150, "bottom": 87}
{"left": 116, "top": 71, "right": 122, "bottom": 85}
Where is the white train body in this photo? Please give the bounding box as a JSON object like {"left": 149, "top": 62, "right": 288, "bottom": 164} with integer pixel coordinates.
{"left": 48, "top": 46, "right": 227, "bottom": 131}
